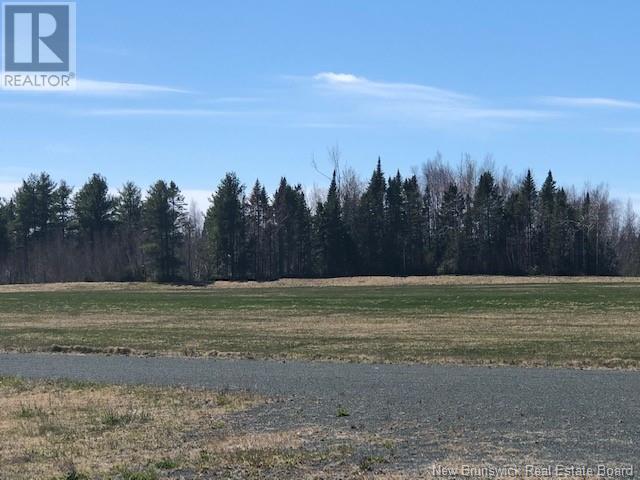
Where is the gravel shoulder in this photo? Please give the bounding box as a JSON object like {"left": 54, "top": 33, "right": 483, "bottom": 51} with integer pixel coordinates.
{"left": 1, "top": 353, "right": 638, "bottom": 473}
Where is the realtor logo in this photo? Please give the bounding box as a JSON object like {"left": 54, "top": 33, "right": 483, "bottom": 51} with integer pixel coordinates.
{"left": 2, "top": 2, "right": 76, "bottom": 90}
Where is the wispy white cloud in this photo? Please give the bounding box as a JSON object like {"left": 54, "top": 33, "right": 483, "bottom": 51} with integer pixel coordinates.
{"left": 540, "top": 96, "right": 640, "bottom": 109}
{"left": 311, "top": 72, "right": 556, "bottom": 123}
{"left": 313, "top": 72, "right": 470, "bottom": 103}
{"left": 75, "top": 79, "right": 190, "bottom": 95}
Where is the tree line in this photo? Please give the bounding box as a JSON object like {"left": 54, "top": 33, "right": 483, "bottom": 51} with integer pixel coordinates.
{"left": 0, "top": 154, "right": 638, "bottom": 283}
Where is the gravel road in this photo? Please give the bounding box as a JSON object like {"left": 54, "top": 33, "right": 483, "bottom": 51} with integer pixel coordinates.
{"left": 1, "top": 353, "right": 638, "bottom": 473}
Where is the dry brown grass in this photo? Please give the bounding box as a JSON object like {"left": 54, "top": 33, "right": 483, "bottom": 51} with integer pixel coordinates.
{"left": 2, "top": 275, "right": 640, "bottom": 293}
{"left": 0, "top": 377, "right": 259, "bottom": 479}
{"left": 213, "top": 275, "right": 640, "bottom": 289}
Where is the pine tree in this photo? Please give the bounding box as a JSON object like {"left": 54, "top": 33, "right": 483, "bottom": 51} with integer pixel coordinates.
{"left": 246, "top": 180, "right": 270, "bottom": 280}
{"left": 340, "top": 167, "right": 362, "bottom": 273}
{"left": 115, "top": 182, "right": 143, "bottom": 280}
{"left": 12, "top": 175, "right": 39, "bottom": 278}
{"left": 0, "top": 200, "right": 10, "bottom": 264}
{"left": 316, "top": 171, "right": 346, "bottom": 276}
{"left": 74, "top": 174, "right": 114, "bottom": 244}
{"left": 142, "top": 180, "right": 186, "bottom": 282}
{"left": 384, "top": 171, "right": 406, "bottom": 275}
{"left": 553, "top": 188, "right": 575, "bottom": 274}
{"left": 403, "top": 175, "right": 425, "bottom": 275}
{"left": 357, "top": 158, "right": 386, "bottom": 274}
{"left": 204, "top": 173, "right": 245, "bottom": 280}
{"left": 539, "top": 171, "right": 556, "bottom": 274}
{"left": 518, "top": 170, "right": 538, "bottom": 272}
{"left": 34, "top": 173, "right": 56, "bottom": 239}
{"left": 471, "top": 172, "right": 503, "bottom": 273}
{"left": 273, "top": 178, "right": 298, "bottom": 277}
{"left": 52, "top": 180, "right": 73, "bottom": 239}
{"left": 291, "top": 185, "right": 313, "bottom": 276}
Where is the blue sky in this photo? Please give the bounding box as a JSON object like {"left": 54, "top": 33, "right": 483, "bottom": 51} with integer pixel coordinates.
{"left": 2, "top": 0, "right": 640, "bottom": 209}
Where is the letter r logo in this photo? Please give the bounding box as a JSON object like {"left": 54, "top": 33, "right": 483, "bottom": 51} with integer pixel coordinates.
{"left": 3, "top": 3, "right": 73, "bottom": 72}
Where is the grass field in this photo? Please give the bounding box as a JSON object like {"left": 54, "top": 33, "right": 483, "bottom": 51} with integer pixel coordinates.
{"left": 1, "top": 277, "right": 640, "bottom": 368}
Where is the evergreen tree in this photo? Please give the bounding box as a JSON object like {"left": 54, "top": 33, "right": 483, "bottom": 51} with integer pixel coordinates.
{"left": 34, "top": 173, "right": 56, "bottom": 239}
{"left": 52, "top": 180, "right": 73, "bottom": 239}
{"left": 115, "top": 182, "right": 143, "bottom": 280}
{"left": 384, "top": 171, "right": 406, "bottom": 275}
{"left": 0, "top": 200, "right": 10, "bottom": 263}
{"left": 11, "top": 175, "right": 39, "bottom": 277}
{"left": 518, "top": 170, "right": 538, "bottom": 272}
{"left": 552, "top": 188, "right": 575, "bottom": 274}
{"left": 74, "top": 174, "right": 114, "bottom": 243}
{"left": 290, "top": 185, "right": 313, "bottom": 276}
{"left": 272, "top": 178, "right": 308, "bottom": 277}
{"left": 357, "top": 158, "right": 386, "bottom": 274}
{"left": 316, "top": 171, "right": 346, "bottom": 276}
{"left": 403, "top": 175, "right": 425, "bottom": 275}
{"left": 340, "top": 167, "right": 362, "bottom": 273}
{"left": 538, "top": 171, "right": 556, "bottom": 274}
{"left": 436, "top": 184, "right": 464, "bottom": 273}
{"left": 116, "top": 182, "right": 143, "bottom": 227}
{"left": 143, "top": 180, "right": 186, "bottom": 282}
{"left": 471, "top": 172, "right": 503, "bottom": 273}
{"left": 246, "top": 180, "right": 270, "bottom": 280}
{"left": 205, "top": 173, "right": 245, "bottom": 280}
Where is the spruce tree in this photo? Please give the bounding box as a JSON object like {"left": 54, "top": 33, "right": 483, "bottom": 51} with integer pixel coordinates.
{"left": 52, "top": 180, "right": 73, "bottom": 239}
{"left": 246, "top": 180, "right": 270, "bottom": 280}
{"left": 143, "top": 180, "right": 186, "bottom": 282}
{"left": 204, "top": 172, "right": 245, "bottom": 280}
{"left": 518, "top": 170, "right": 538, "bottom": 272}
{"left": 436, "top": 184, "right": 464, "bottom": 273}
{"left": 403, "top": 175, "right": 425, "bottom": 275}
{"left": 316, "top": 171, "right": 346, "bottom": 276}
{"left": 384, "top": 171, "right": 406, "bottom": 275}
{"left": 74, "top": 174, "right": 114, "bottom": 244}
{"left": 115, "top": 182, "right": 143, "bottom": 280}
{"left": 472, "top": 172, "right": 503, "bottom": 273}
{"left": 539, "top": 171, "right": 556, "bottom": 274}
{"left": 357, "top": 158, "right": 386, "bottom": 274}
{"left": 0, "top": 200, "right": 10, "bottom": 263}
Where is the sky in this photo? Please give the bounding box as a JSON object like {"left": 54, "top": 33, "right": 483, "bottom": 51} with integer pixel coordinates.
{"left": 1, "top": 0, "right": 640, "bottom": 210}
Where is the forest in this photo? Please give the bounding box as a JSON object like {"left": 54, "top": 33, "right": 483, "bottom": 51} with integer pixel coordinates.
{"left": 0, "top": 153, "right": 638, "bottom": 283}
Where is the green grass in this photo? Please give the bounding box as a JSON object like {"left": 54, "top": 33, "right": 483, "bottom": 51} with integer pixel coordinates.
{"left": 2, "top": 281, "right": 640, "bottom": 367}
